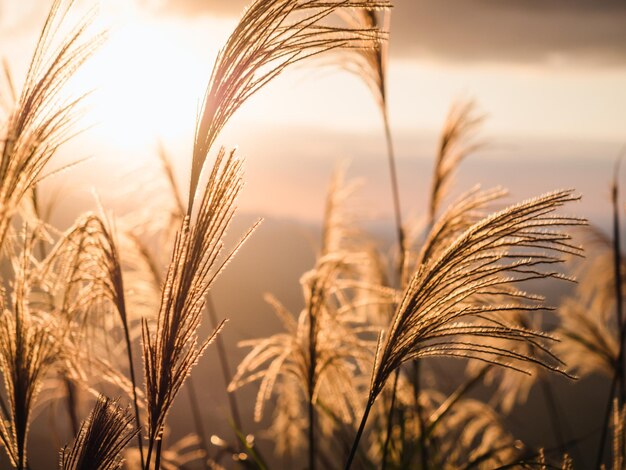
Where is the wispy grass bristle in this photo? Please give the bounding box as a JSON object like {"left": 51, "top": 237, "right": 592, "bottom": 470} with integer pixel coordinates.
{"left": 345, "top": 189, "right": 586, "bottom": 468}
{"left": 142, "top": 148, "right": 258, "bottom": 468}
{"left": 60, "top": 395, "right": 138, "bottom": 470}
{"left": 428, "top": 100, "right": 484, "bottom": 226}
{"left": 0, "top": 232, "right": 58, "bottom": 470}
{"left": 0, "top": 0, "right": 103, "bottom": 248}
{"left": 189, "top": 0, "right": 390, "bottom": 212}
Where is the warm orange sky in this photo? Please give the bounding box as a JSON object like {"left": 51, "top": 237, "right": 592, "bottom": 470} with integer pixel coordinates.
{"left": 1, "top": 0, "right": 625, "bottom": 226}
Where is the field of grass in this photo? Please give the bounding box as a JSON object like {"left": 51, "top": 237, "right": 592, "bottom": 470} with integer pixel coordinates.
{"left": 0, "top": 0, "right": 623, "bottom": 469}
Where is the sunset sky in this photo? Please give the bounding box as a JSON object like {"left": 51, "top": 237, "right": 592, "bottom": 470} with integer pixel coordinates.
{"left": 1, "top": 0, "right": 625, "bottom": 226}
{"left": 2, "top": 3, "right": 622, "bottom": 467}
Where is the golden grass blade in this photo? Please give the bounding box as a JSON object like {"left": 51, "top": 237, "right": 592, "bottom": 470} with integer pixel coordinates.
{"left": 142, "top": 148, "right": 256, "bottom": 468}
{"left": 0, "top": 232, "right": 58, "bottom": 469}
{"left": 34, "top": 212, "right": 146, "bottom": 465}
{"left": 188, "top": 0, "right": 390, "bottom": 213}
{"left": 335, "top": 3, "right": 389, "bottom": 111}
{"left": 60, "top": 395, "right": 139, "bottom": 470}
{"left": 428, "top": 100, "right": 484, "bottom": 227}
{"left": 345, "top": 189, "right": 585, "bottom": 468}
{"left": 0, "top": 0, "right": 104, "bottom": 249}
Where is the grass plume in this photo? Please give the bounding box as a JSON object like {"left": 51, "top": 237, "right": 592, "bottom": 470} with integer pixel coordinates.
{"left": 142, "top": 148, "right": 257, "bottom": 468}
{"left": 428, "top": 100, "right": 484, "bottom": 227}
{"left": 230, "top": 254, "right": 372, "bottom": 463}
{"left": 345, "top": 189, "right": 586, "bottom": 468}
{"left": 39, "top": 213, "right": 146, "bottom": 465}
{"left": 59, "top": 395, "right": 138, "bottom": 470}
{"left": 0, "top": 0, "right": 103, "bottom": 249}
{"left": 189, "top": 0, "right": 390, "bottom": 213}
{"left": 0, "top": 233, "right": 58, "bottom": 469}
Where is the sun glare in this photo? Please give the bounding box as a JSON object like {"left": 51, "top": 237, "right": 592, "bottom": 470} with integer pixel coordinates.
{"left": 71, "top": 8, "right": 235, "bottom": 158}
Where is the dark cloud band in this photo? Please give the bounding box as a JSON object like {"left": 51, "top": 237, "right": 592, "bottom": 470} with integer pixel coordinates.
{"left": 154, "top": 0, "right": 626, "bottom": 66}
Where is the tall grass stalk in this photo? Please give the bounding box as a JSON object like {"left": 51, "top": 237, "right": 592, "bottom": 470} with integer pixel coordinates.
{"left": 614, "top": 161, "right": 625, "bottom": 407}
{"left": 596, "top": 159, "right": 625, "bottom": 468}
{"left": 188, "top": 0, "right": 389, "bottom": 213}
{"left": 337, "top": 9, "right": 406, "bottom": 466}
{"left": 206, "top": 295, "right": 244, "bottom": 442}
{"left": 338, "top": 18, "right": 485, "bottom": 470}
{"left": 181, "top": 6, "right": 387, "bottom": 458}
{"left": 55, "top": 214, "right": 146, "bottom": 467}
{"left": 403, "top": 100, "right": 483, "bottom": 469}
{"left": 142, "top": 149, "right": 257, "bottom": 469}
{"left": 158, "top": 145, "right": 243, "bottom": 456}
{"left": 345, "top": 189, "right": 585, "bottom": 469}
{"left": 338, "top": 5, "right": 402, "bottom": 276}
{"left": 0, "top": 0, "right": 103, "bottom": 250}
{"left": 0, "top": 234, "right": 58, "bottom": 470}
{"left": 380, "top": 366, "right": 399, "bottom": 470}
{"left": 60, "top": 395, "right": 139, "bottom": 470}
{"left": 193, "top": 5, "right": 388, "bottom": 465}
{"left": 128, "top": 229, "right": 214, "bottom": 467}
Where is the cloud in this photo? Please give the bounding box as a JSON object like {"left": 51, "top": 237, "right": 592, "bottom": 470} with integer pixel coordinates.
{"left": 152, "top": 0, "right": 626, "bottom": 66}
{"left": 390, "top": 0, "right": 626, "bottom": 65}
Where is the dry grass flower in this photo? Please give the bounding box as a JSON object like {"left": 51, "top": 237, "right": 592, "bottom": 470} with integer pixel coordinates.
{"left": 142, "top": 148, "right": 257, "bottom": 468}
{"left": 60, "top": 395, "right": 138, "bottom": 470}
{"left": 345, "top": 189, "right": 586, "bottom": 468}
{"left": 189, "top": 0, "right": 390, "bottom": 212}
{"left": 0, "top": 0, "right": 103, "bottom": 249}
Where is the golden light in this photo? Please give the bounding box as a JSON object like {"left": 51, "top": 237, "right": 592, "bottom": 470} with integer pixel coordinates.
{"left": 70, "top": 6, "right": 236, "bottom": 159}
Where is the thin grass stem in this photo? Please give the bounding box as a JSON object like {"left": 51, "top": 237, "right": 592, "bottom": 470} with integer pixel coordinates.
{"left": 345, "top": 397, "right": 374, "bottom": 470}
{"left": 596, "top": 159, "right": 625, "bottom": 467}
{"left": 413, "top": 360, "right": 429, "bottom": 469}
{"left": 121, "top": 319, "right": 145, "bottom": 470}
{"left": 154, "top": 438, "right": 163, "bottom": 470}
{"left": 381, "top": 368, "right": 399, "bottom": 470}
{"left": 63, "top": 378, "right": 79, "bottom": 438}
{"left": 206, "top": 295, "right": 243, "bottom": 441}
{"left": 308, "top": 288, "right": 318, "bottom": 470}
{"left": 382, "top": 109, "right": 405, "bottom": 281}
{"left": 186, "top": 376, "right": 211, "bottom": 469}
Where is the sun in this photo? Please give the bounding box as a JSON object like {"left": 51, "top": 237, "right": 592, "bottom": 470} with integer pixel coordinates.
{"left": 69, "top": 6, "right": 235, "bottom": 159}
